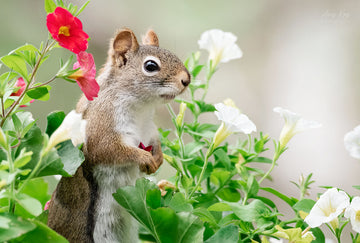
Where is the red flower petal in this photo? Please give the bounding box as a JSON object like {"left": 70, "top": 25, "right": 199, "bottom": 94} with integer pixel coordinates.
{"left": 71, "top": 52, "right": 99, "bottom": 101}
{"left": 12, "top": 77, "right": 26, "bottom": 96}
{"left": 46, "top": 7, "right": 89, "bottom": 54}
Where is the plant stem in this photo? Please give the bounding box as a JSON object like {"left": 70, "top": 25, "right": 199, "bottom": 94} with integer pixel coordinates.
{"left": 0, "top": 40, "right": 56, "bottom": 127}
{"left": 18, "top": 151, "right": 44, "bottom": 193}
{"left": 258, "top": 143, "right": 284, "bottom": 184}
{"left": 7, "top": 147, "right": 15, "bottom": 213}
{"left": 187, "top": 144, "right": 214, "bottom": 199}
{"left": 0, "top": 97, "right": 4, "bottom": 118}
{"left": 258, "top": 155, "right": 277, "bottom": 184}
{"left": 27, "top": 76, "right": 57, "bottom": 90}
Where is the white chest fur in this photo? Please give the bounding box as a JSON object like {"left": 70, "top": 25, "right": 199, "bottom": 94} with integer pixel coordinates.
{"left": 93, "top": 164, "right": 141, "bottom": 243}
{"left": 92, "top": 99, "right": 158, "bottom": 242}
{"left": 114, "top": 100, "right": 158, "bottom": 149}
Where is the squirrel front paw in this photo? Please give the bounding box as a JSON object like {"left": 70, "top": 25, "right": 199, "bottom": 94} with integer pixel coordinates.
{"left": 138, "top": 150, "right": 159, "bottom": 174}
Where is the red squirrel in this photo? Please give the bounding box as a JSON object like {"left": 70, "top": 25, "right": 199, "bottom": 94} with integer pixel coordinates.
{"left": 47, "top": 28, "right": 190, "bottom": 242}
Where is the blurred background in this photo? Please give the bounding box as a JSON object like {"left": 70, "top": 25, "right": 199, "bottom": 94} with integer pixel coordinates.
{"left": 1, "top": 0, "right": 360, "bottom": 240}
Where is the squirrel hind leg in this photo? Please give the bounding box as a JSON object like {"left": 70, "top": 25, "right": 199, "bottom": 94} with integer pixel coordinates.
{"left": 48, "top": 166, "right": 97, "bottom": 243}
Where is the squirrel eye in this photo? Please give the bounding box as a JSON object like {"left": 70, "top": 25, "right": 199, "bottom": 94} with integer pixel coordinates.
{"left": 142, "top": 56, "right": 161, "bottom": 76}
{"left": 144, "top": 60, "right": 160, "bottom": 72}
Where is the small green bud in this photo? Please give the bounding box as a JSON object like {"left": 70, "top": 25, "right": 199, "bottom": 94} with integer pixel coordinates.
{"left": 175, "top": 102, "right": 187, "bottom": 128}
{"left": 0, "top": 128, "right": 8, "bottom": 149}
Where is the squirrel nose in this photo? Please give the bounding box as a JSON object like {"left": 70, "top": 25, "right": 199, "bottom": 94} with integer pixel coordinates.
{"left": 180, "top": 70, "right": 191, "bottom": 87}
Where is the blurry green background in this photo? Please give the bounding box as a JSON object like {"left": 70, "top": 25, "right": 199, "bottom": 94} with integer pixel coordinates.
{"left": 1, "top": 0, "right": 360, "bottom": 240}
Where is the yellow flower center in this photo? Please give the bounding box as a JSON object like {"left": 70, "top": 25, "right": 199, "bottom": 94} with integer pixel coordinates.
{"left": 356, "top": 210, "right": 360, "bottom": 222}
{"left": 58, "top": 26, "right": 70, "bottom": 37}
{"left": 68, "top": 69, "right": 84, "bottom": 80}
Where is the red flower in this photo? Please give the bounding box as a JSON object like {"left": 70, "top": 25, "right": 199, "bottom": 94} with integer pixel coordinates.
{"left": 68, "top": 52, "right": 100, "bottom": 101}
{"left": 11, "top": 77, "right": 34, "bottom": 107}
{"left": 46, "top": 7, "right": 89, "bottom": 54}
{"left": 139, "top": 142, "right": 153, "bottom": 152}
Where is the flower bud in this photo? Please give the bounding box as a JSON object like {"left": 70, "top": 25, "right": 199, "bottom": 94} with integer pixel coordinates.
{"left": 0, "top": 128, "right": 7, "bottom": 149}
{"left": 175, "top": 102, "right": 187, "bottom": 128}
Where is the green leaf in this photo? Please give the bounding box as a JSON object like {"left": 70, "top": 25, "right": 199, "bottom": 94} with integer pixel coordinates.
{"left": 208, "top": 202, "right": 231, "bottom": 212}
{"left": 246, "top": 175, "right": 259, "bottom": 198}
{"left": 16, "top": 193, "right": 43, "bottom": 216}
{"left": 247, "top": 156, "right": 273, "bottom": 164}
{"left": 44, "top": 0, "right": 57, "bottom": 13}
{"left": 3, "top": 111, "right": 35, "bottom": 138}
{"left": 184, "top": 141, "right": 205, "bottom": 156}
{"left": 0, "top": 215, "right": 11, "bottom": 229}
{"left": 204, "top": 225, "right": 239, "bottom": 243}
{"left": 216, "top": 187, "right": 241, "bottom": 202}
{"left": 1, "top": 54, "right": 28, "bottom": 81}
{"left": 176, "top": 212, "right": 204, "bottom": 243}
{"left": 210, "top": 169, "right": 231, "bottom": 187}
{"left": 17, "top": 125, "right": 70, "bottom": 178}
{"left": 168, "top": 192, "right": 193, "bottom": 212}
{"left": 191, "top": 65, "right": 204, "bottom": 78}
{"left": 0, "top": 213, "right": 36, "bottom": 242}
{"left": 75, "top": 0, "right": 90, "bottom": 16}
{"left": 26, "top": 86, "right": 50, "bottom": 101}
{"left": 214, "top": 149, "right": 231, "bottom": 169}
{"left": 13, "top": 149, "right": 32, "bottom": 169}
{"left": 192, "top": 208, "right": 218, "bottom": 227}
{"left": 146, "top": 188, "right": 161, "bottom": 210}
{"left": 113, "top": 178, "right": 204, "bottom": 243}
{"left": 12, "top": 219, "right": 68, "bottom": 243}
{"left": 293, "top": 199, "right": 316, "bottom": 213}
{"left": 230, "top": 199, "right": 271, "bottom": 222}
{"left": 195, "top": 100, "right": 216, "bottom": 113}
{"left": 46, "top": 111, "right": 66, "bottom": 136}
{"left": 57, "top": 140, "right": 85, "bottom": 176}
{"left": 20, "top": 178, "right": 51, "bottom": 207}
{"left": 13, "top": 44, "right": 39, "bottom": 54}
{"left": 261, "top": 187, "right": 297, "bottom": 207}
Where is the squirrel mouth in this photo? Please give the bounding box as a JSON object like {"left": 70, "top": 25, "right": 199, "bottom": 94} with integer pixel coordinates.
{"left": 160, "top": 94, "right": 176, "bottom": 100}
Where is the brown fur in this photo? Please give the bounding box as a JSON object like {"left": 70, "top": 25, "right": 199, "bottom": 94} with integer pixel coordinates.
{"left": 47, "top": 28, "right": 189, "bottom": 242}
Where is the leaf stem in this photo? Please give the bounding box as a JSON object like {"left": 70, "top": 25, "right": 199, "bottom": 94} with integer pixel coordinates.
{"left": 28, "top": 76, "right": 57, "bottom": 90}
{"left": 18, "top": 151, "right": 44, "bottom": 193}
{"left": 6, "top": 147, "right": 15, "bottom": 213}
{"left": 187, "top": 144, "right": 214, "bottom": 199}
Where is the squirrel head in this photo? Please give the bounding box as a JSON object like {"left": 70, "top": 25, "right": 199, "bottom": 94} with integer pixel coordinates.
{"left": 102, "top": 28, "right": 190, "bottom": 104}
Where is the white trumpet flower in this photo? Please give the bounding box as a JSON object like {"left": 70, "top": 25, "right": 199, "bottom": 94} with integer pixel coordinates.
{"left": 46, "top": 110, "right": 87, "bottom": 152}
{"left": 273, "top": 107, "right": 322, "bottom": 149}
{"left": 305, "top": 188, "right": 349, "bottom": 229}
{"left": 213, "top": 102, "right": 256, "bottom": 148}
{"left": 198, "top": 29, "right": 243, "bottom": 68}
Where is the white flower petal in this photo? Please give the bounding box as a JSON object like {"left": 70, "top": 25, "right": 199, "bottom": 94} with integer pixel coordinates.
{"left": 344, "top": 125, "right": 360, "bottom": 159}
{"left": 305, "top": 188, "right": 350, "bottom": 228}
{"left": 198, "top": 29, "right": 242, "bottom": 65}
{"left": 214, "top": 103, "right": 256, "bottom": 134}
{"left": 47, "top": 110, "right": 87, "bottom": 150}
{"left": 345, "top": 196, "right": 360, "bottom": 233}
{"left": 274, "top": 106, "right": 322, "bottom": 147}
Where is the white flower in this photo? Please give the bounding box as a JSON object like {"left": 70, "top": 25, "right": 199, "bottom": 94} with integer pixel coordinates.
{"left": 344, "top": 196, "right": 360, "bottom": 233}
{"left": 198, "top": 29, "right": 243, "bottom": 68}
{"left": 213, "top": 102, "right": 256, "bottom": 148}
{"left": 344, "top": 125, "right": 360, "bottom": 159}
{"left": 305, "top": 188, "right": 350, "bottom": 228}
{"left": 273, "top": 107, "right": 322, "bottom": 148}
{"left": 46, "top": 110, "right": 87, "bottom": 152}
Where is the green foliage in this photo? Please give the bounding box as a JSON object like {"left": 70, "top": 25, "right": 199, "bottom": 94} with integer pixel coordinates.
{"left": 113, "top": 178, "right": 204, "bottom": 243}
{"left": 0, "top": 0, "right": 91, "bottom": 241}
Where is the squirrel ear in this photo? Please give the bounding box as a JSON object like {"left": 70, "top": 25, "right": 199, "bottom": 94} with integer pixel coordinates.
{"left": 112, "top": 29, "right": 139, "bottom": 66}
{"left": 142, "top": 29, "right": 159, "bottom": 47}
